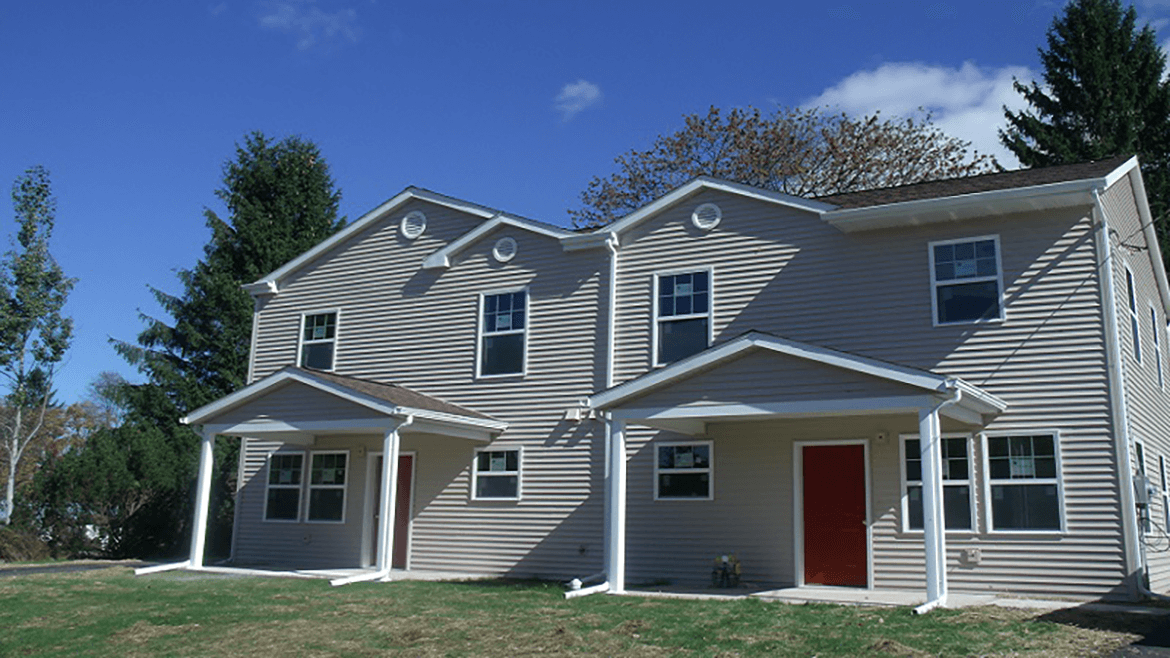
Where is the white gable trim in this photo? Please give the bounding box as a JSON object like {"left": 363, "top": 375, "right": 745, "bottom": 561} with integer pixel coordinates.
{"left": 244, "top": 188, "right": 499, "bottom": 295}
{"left": 1123, "top": 163, "right": 1170, "bottom": 314}
{"left": 588, "top": 331, "right": 1006, "bottom": 418}
{"left": 422, "top": 215, "right": 572, "bottom": 270}
{"left": 182, "top": 368, "right": 508, "bottom": 436}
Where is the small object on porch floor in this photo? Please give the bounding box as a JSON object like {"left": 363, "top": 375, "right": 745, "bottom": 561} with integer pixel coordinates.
{"left": 712, "top": 554, "right": 741, "bottom": 588}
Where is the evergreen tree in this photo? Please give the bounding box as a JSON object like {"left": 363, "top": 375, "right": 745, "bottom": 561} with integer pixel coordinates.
{"left": 1001, "top": 0, "right": 1170, "bottom": 231}
{"left": 49, "top": 132, "right": 346, "bottom": 556}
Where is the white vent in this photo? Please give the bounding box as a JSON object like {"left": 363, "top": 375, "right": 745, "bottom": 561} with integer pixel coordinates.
{"left": 692, "top": 203, "right": 722, "bottom": 230}
{"left": 400, "top": 210, "right": 427, "bottom": 239}
{"left": 493, "top": 236, "right": 518, "bottom": 263}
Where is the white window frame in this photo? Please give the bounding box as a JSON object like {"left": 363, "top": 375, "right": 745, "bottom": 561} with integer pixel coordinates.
{"left": 651, "top": 266, "right": 715, "bottom": 367}
{"left": 898, "top": 434, "right": 976, "bottom": 534}
{"left": 306, "top": 450, "right": 349, "bottom": 524}
{"left": 1126, "top": 266, "right": 1141, "bottom": 364}
{"left": 981, "top": 431, "right": 1065, "bottom": 534}
{"left": 928, "top": 235, "right": 1005, "bottom": 327}
{"left": 298, "top": 309, "right": 340, "bottom": 371}
{"left": 263, "top": 451, "right": 305, "bottom": 523}
{"left": 1160, "top": 454, "right": 1169, "bottom": 533}
{"left": 654, "top": 440, "right": 715, "bottom": 501}
{"left": 1151, "top": 304, "right": 1164, "bottom": 389}
{"left": 476, "top": 288, "right": 528, "bottom": 379}
{"left": 470, "top": 447, "right": 522, "bottom": 501}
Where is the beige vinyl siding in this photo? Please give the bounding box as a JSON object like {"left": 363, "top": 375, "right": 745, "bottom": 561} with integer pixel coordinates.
{"left": 238, "top": 200, "right": 606, "bottom": 578}
{"left": 614, "top": 188, "right": 1125, "bottom": 598}
{"left": 1100, "top": 177, "right": 1170, "bottom": 594}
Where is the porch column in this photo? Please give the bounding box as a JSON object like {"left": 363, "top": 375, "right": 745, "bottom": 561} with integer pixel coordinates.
{"left": 189, "top": 429, "right": 216, "bottom": 569}
{"left": 606, "top": 416, "right": 627, "bottom": 593}
{"left": 376, "top": 422, "right": 404, "bottom": 572}
{"left": 917, "top": 407, "right": 948, "bottom": 605}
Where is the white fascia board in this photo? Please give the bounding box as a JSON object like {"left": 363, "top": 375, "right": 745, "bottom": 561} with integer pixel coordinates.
{"left": 950, "top": 379, "right": 1008, "bottom": 414}
{"left": 397, "top": 407, "right": 509, "bottom": 434}
{"left": 609, "top": 396, "right": 939, "bottom": 421}
{"left": 244, "top": 188, "right": 497, "bottom": 294}
{"left": 182, "top": 370, "right": 397, "bottom": 425}
{"left": 822, "top": 178, "right": 1105, "bottom": 233}
{"left": 597, "top": 177, "right": 834, "bottom": 240}
{"left": 1123, "top": 163, "right": 1170, "bottom": 314}
{"left": 589, "top": 331, "right": 952, "bottom": 410}
{"left": 422, "top": 215, "right": 573, "bottom": 270}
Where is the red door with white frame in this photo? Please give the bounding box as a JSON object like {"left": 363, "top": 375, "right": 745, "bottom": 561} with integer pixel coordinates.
{"left": 371, "top": 454, "right": 413, "bottom": 569}
{"left": 802, "top": 443, "right": 867, "bottom": 587}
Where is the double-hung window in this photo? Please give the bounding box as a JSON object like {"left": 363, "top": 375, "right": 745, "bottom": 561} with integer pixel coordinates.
{"left": 655, "top": 441, "right": 713, "bottom": 499}
{"left": 930, "top": 237, "right": 1004, "bottom": 325}
{"left": 1151, "top": 306, "right": 1164, "bottom": 389}
{"left": 1127, "top": 268, "right": 1141, "bottom": 363}
{"left": 655, "top": 270, "right": 712, "bottom": 365}
{"left": 479, "top": 291, "right": 526, "bottom": 377}
{"left": 901, "top": 436, "right": 974, "bottom": 531}
{"left": 307, "top": 451, "right": 348, "bottom": 522}
{"left": 300, "top": 312, "right": 338, "bottom": 370}
{"left": 985, "top": 434, "right": 1062, "bottom": 531}
{"left": 472, "top": 449, "right": 520, "bottom": 500}
{"left": 1161, "top": 455, "right": 1169, "bottom": 533}
{"left": 264, "top": 452, "right": 304, "bottom": 521}
{"left": 1136, "top": 441, "right": 1151, "bottom": 532}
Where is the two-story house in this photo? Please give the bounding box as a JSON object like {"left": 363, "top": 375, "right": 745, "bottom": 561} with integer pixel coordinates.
{"left": 168, "top": 155, "right": 1170, "bottom": 606}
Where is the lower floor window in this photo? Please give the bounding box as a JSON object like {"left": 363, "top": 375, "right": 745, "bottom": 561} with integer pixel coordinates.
{"left": 307, "top": 451, "right": 348, "bottom": 522}
{"left": 655, "top": 441, "right": 712, "bottom": 499}
{"left": 265, "top": 452, "right": 304, "bottom": 521}
{"left": 902, "top": 436, "right": 973, "bottom": 531}
{"left": 473, "top": 449, "right": 520, "bottom": 500}
{"left": 986, "top": 434, "right": 1062, "bottom": 531}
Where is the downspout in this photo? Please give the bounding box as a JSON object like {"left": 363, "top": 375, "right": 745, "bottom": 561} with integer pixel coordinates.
{"left": 913, "top": 385, "right": 961, "bottom": 616}
{"left": 568, "top": 232, "right": 621, "bottom": 599}
{"left": 1094, "top": 190, "right": 1170, "bottom": 602}
{"left": 331, "top": 414, "right": 414, "bottom": 587}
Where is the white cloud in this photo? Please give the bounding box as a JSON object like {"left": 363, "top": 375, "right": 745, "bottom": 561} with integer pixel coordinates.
{"left": 259, "top": 0, "right": 359, "bottom": 50}
{"left": 554, "top": 80, "right": 602, "bottom": 122}
{"left": 805, "top": 61, "right": 1035, "bottom": 168}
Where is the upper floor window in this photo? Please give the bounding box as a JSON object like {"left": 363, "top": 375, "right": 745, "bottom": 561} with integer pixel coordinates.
{"left": 901, "top": 436, "right": 974, "bottom": 532}
{"left": 480, "top": 291, "right": 526, "bottom": 377}
{"left": 300, "top": 312, "right": 337, "bottom": 370}
{"left": 655, "top": 441, "right": 713, "bottom": 500}
{"left": 986, "top": 433, "right": 1062, "bottom": 531}
{"left": 1127, "top": 267, "right": 1141, "bottom": 363}
{"left": 1152, "top": 306, "right": 1164, "bottom": 389}
{"left": 930, "top": 237, "right": 1004, "bottom": 325}
{"left": 472, "top": 448, "right": 520, "bottom": 500}
{"left": 655, "top": 270, "right": 712, "bottom": 365}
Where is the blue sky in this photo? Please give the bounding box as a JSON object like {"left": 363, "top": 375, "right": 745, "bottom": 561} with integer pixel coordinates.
{"left": 4, "top": 0, "right": 1170, "bottom": 404}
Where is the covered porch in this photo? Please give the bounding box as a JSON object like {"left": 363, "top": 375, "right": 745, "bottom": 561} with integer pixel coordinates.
{"left": 138, "top": 366, "right": 506, "bottom": 586}
{"left": 590, "top": 332, "right": 1006, "bottom": 612}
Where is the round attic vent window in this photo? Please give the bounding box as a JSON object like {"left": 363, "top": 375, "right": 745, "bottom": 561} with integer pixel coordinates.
{"left": 493, "top": 236, "right": 518, "bottom": 263}
{"left": 400, "top": 210, "right": 427, "bottom": 239}
{"left": 692, "top": 203, "right": 722, "bottom": 230}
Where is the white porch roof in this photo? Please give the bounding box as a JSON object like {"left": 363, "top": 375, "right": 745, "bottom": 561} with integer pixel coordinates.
{"left": 588, "top": 331, "right": 1006, "bottom": 434}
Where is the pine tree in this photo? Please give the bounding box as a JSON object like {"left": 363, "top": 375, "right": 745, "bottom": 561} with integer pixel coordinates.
{"left": 1001, "top": 0, "right": 1170, "bottom": 228}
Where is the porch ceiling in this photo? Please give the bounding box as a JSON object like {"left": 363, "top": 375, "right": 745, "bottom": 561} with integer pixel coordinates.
{"left": 590, "top": 332, "right": 1006, "bottom": 436}
{"left": 181, "top": 367, "right": 507, "bottom": 443}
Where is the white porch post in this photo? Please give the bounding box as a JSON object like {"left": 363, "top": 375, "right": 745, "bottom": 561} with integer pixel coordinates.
{"left": 376, "top": 423, "right": 403, "bottom": 573}
{"left": 606, "top": 416, "right": 627, "bottom": 593}
{"left": 189, "top": 429, "right": 216, "bottom": 569}
{"left": 917, "top": 407, "right": 948, "bottom": 606}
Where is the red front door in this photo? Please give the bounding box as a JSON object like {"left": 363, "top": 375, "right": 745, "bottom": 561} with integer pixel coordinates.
{"left": 802, "top": 444, "right": 867, "bottom": 587}
{"left": 372, "top": 454, "right": 413, "bottom": 569}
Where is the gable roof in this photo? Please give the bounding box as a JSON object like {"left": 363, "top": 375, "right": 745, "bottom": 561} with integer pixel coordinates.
{"left": 422, "top": 214, "right": 572, "bottom": 270}
{"left": 590, "top": 331, "right": 1007, "bottom": 427}
{"left": 243, "top": 187, "right": 569, "bottom": 294}
{"left": 183, "top": 366, "right": 506, "bottom": 437}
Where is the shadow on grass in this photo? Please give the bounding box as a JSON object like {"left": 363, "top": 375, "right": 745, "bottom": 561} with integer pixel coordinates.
{"left": 1037, "top": 604, "right": 1170, "bottom": 649}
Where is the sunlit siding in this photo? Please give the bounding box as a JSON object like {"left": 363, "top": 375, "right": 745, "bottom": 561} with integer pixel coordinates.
{"left": 237, "top": 198, "right": 607, "bottom": 578}
{"left": 613, "top": 188, "right": 1125, "bottom": 598}
{"left": 1101, "top": 176, "right": 1170, "bottom": 595}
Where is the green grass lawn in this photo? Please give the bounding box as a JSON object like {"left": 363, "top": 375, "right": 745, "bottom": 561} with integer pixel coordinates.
{"left": 0, "top": 567, "right": 1146, "bottom": 657}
